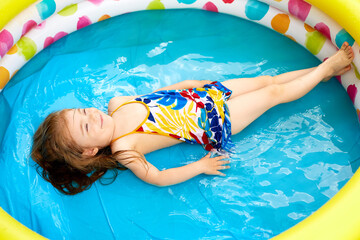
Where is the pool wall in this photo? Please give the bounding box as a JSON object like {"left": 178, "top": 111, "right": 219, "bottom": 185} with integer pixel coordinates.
{"left": 1, "top": 0, "right": 360, "bottom": 239}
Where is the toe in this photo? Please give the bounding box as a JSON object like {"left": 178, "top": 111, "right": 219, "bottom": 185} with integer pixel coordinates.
{"left": 341, "top": 42, "right": 348, "bottom": 50}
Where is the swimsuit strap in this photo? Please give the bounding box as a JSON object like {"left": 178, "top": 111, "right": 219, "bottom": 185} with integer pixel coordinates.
{"left": 110, "top": 100, "right": 150, "bottom": 143}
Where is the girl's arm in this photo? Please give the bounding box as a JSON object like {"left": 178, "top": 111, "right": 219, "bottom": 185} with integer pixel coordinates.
{"left": 154, "top": 80, "right": 212, "bottom": 92}
{"left": 120, "top": 152, "right": 230, "bottom": 186}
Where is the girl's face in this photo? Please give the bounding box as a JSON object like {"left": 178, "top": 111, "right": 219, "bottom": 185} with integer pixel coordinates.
{"left": 64, "top": 108, "right": 115, "bottom": 154}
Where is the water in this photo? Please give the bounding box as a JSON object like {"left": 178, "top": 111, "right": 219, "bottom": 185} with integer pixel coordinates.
{"left": 1, "top": 9, "right": 360, "bottom": 239}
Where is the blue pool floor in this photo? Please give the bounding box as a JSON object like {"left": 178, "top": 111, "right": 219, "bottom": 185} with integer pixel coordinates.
{"left": 1, "top": 9, "right": 360, "bottom": 239}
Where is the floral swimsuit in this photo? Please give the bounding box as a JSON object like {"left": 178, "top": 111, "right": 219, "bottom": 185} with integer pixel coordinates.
{"left": 110, "top": 81, "right": 235, "bottom": 153}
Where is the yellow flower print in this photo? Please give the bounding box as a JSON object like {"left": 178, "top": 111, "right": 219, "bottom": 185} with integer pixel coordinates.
{"left": 145, "top": 102, "right": 199, "bottom": 140}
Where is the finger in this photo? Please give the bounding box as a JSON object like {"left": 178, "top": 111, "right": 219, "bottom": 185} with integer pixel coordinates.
{"left": 217, "top": 165, "right": 230, "bottom": 170}
{"left": 214, "top": 155, "right": 228, "bottom": 160}
{"left": 216, "top": 171, "right": 226, "bottom": 176}
{"left": 217, "top": 160, "right": 230, "bottom": 165}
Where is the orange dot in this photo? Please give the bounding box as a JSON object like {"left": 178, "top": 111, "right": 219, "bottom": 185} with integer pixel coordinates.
{"left": 271, "top": 14, "right": 290, "bottom": 34}
{"left": 98, "top": 15, "right": 111, "bottom": 22}
{"left": 274, "top": 0, "right": 282, "bottom": 1}
{"left": 7, "top": 44, "right": 18, "bottom": 55}
{"left": 304, "top": 23, "right": 315, "bottom": 32}
{"left": 285, "top": 34, "right": 296, "bottom": 42}
{"left": 0, "top": 67, "right": 10, "bottom": 89}
{"left": 12, "top": 69, "right": 19, "bottom": 76}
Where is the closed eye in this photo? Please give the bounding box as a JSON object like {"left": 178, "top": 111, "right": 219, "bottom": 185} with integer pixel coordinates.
{"left": 83, "top": 109, "right": 86, "bottom": 115}
{"left": 86, "top": 123, "right": 88, "bottom": 132}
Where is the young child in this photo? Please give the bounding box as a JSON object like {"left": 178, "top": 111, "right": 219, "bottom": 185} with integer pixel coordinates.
{"left": 31, "top": 42, "right": 354, "bottom": 195}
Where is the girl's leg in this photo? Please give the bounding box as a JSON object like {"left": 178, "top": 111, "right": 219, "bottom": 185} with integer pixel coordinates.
{"left": 223, "top": 67, "right": 317, "bottom": 99}
{"left": 227, "top": 42, "right": 354, "bottom": 135}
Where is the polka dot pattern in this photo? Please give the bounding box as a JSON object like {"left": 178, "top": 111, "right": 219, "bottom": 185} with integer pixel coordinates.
{"left": 36, "top": 0, "right": 56, "bottom": 20}
{"left": 22, "top": 20, "right": 37, "bottom": 37}
{"left": 44, "top": 32, "right": 68, "bottom": 48}
{"left": 304, "top": 23, "right": 315, "bottom": 32}
{"left": 271, "top": 14, "right": 290, "bottom": 34}
{"left": 347, "top": 84, "right": 357, "bottom": 104}
{"left": 7, "top": 45, "right": 18, "bottom": 55}
{"left": 222, "top": 0, "right": 235, "bottom": 3}
{"left": 352, "top": 63, "right": 360, "bottom": 81}
{"left": 147, "top": 0, "right": 165, "bottom": 10}
{"left": 0, "top": 66, "right": 10, "bottom": 89}
{"left": 98, "top": 15, "right": 111, "bottom": 22}
{"left": 305, "top": 31, "right": 326, "bottom": 55}
{"left": 0, "top": 30, "right": 13, "bottom": 58}
{"left": 288, "top": 0, "right": 311, "bottom": 22}
{"left": 314, "top": 23, "right": 331, "bottom": 40}
{"left": 203, "top": 2, "right": 218, "bottom": 12}
{"left": 77, "top": 16, "right": 92, "bottom": 30}
{"left": 177, "top": 0, "right": 197, "bottom": 4}
{"left": 17, "top": 37, "right": 37, "bottom": 61}
{"left": 88, "top": 0, "right": 104, "bottom": 5}
{"left": 245, "top": 0, "right": 269, "bottom": 21}
{"left": 58, "top": 4, "right": 78, "bottom": 16}
{"left": 335, "top": 29, "right": 355, "bottom": 48}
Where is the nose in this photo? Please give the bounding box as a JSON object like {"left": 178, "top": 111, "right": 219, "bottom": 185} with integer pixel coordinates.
{"left": 88, "top": 108, "right": 99, "bottom": 125}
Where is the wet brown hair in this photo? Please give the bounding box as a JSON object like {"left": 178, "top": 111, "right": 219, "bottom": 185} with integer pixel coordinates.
{"left": 31, "top": 109, "right": 145, "bottom": 195}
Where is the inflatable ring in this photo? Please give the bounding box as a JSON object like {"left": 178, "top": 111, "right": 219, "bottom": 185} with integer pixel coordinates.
{"left": 0, "top": 0, "right": 359, "bottom": 239}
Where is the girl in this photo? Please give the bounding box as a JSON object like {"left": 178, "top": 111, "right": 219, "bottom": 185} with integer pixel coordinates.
{"left": 31, "top": 42, "right": 354, "bottom": 195}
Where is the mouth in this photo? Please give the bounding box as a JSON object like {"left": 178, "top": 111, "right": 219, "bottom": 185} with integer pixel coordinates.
{"left": 100, "top": 114, "right": 103, "bottom": 128}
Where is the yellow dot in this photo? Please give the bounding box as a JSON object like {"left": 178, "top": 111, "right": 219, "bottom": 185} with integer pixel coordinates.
{"left": 98, "top": 15, "right": 111, "bottom": 22}
{"left": 7, "top": 44, "right": 18, "bottom": 55}
{"left": 271, "top": 14, "right": 290, "bottom": 34}
{"left": 0, "top": 67, "right": 10, "bottom": 89}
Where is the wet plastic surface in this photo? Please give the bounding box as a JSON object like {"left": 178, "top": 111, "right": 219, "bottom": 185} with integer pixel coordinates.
{"left": 1, "top": 10, "right": 360, "bottom": 239}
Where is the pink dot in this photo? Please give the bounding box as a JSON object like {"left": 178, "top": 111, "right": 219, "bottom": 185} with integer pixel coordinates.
{"left": 335, "top": 75, "right": 342, "bottom": 83}
{"left": 0, "top": 30, "right": 14, "bottom": 58}
{"left": 88, "top": 0, "right": 104, "bottom": 4}
{"left": 54, "top": 31, "right": 68, "bottom": 41}
{"left": 44, "top": 31, "right": 68, "bottom": 48}
{"left": 288, "top": 0, "right": 311, "bottom": 22}
{"left": 347, "top": 84, "right": 357, "bottom": 104}
{"left": 77, "top": 16, "right": 92, "bottom": 30}
{"left": 44, "top": 37, "right": 54, "bottom": 49}
{"left": 36, "top": 21, "right": 46, "bottom": 29}
{"left": 223, "top": 0, "right": 234, "bottom": 3}
{"left": 203, "top": 2, "right": 218, "bottom": 12}
{"left": 315, "top": 22, "right": 331, "bottom": 40}
{"left": 22, "top": 20, "right": 37, "bottom": 37}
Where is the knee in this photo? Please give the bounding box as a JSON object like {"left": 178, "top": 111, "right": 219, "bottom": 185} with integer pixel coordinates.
{"left": 265, "top": 84, "right": 284, "bottom": 102}
{"left": 259, "top": 75, "right": 276, "bottom": 86}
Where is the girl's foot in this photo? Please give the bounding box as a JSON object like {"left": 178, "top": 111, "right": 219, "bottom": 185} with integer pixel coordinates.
{"left": 321, "top": 42, "right": 354, "bottom": 82}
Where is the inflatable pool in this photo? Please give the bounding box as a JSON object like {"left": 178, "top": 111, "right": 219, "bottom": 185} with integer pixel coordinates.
{"left": 1, "top": 0, "right": 360, "bottom": 239}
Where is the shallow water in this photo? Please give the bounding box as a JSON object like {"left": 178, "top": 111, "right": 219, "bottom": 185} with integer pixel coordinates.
{"left": 1, "top": 9, "right": 360, "bottom": 239}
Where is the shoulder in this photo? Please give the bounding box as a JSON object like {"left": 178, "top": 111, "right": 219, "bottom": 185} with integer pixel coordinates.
{"left": 110, "top": 139, "right": 135, "bottom": 153}
{"left": 107, "top": 95, "right": 139, "bottom": 115}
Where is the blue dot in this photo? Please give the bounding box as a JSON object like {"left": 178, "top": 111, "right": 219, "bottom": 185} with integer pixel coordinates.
{"left": 36, "top": 0, "right": 56, "bottom": 20}
{"left": 245, "top": 0, "right": 269, "bottom": 21}
{"left": 177, "top": 0, "right": 197, "bottom": 4}
{"left": 335, "top": 29, "right": 355, "bottom": 48}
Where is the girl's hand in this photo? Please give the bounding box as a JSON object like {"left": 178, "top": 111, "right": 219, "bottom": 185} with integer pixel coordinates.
{"left": 198, "top": 152, "right": 230, "bottom": 176}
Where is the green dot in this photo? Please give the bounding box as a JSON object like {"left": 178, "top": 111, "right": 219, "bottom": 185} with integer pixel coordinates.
{"left": 58, "top": 4, "right": 78, "bottom": 16}
{"left": 305, "top": 31, "right": 326, "bottom": 55}
{"left": 147, "top": 0, "right": 165, "bottom": 10}
{"left": 352, "top": 63, "right": 360, "bottom": 81}
{"left": 17, "top": 37, "right": 37, "bottom": 61}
